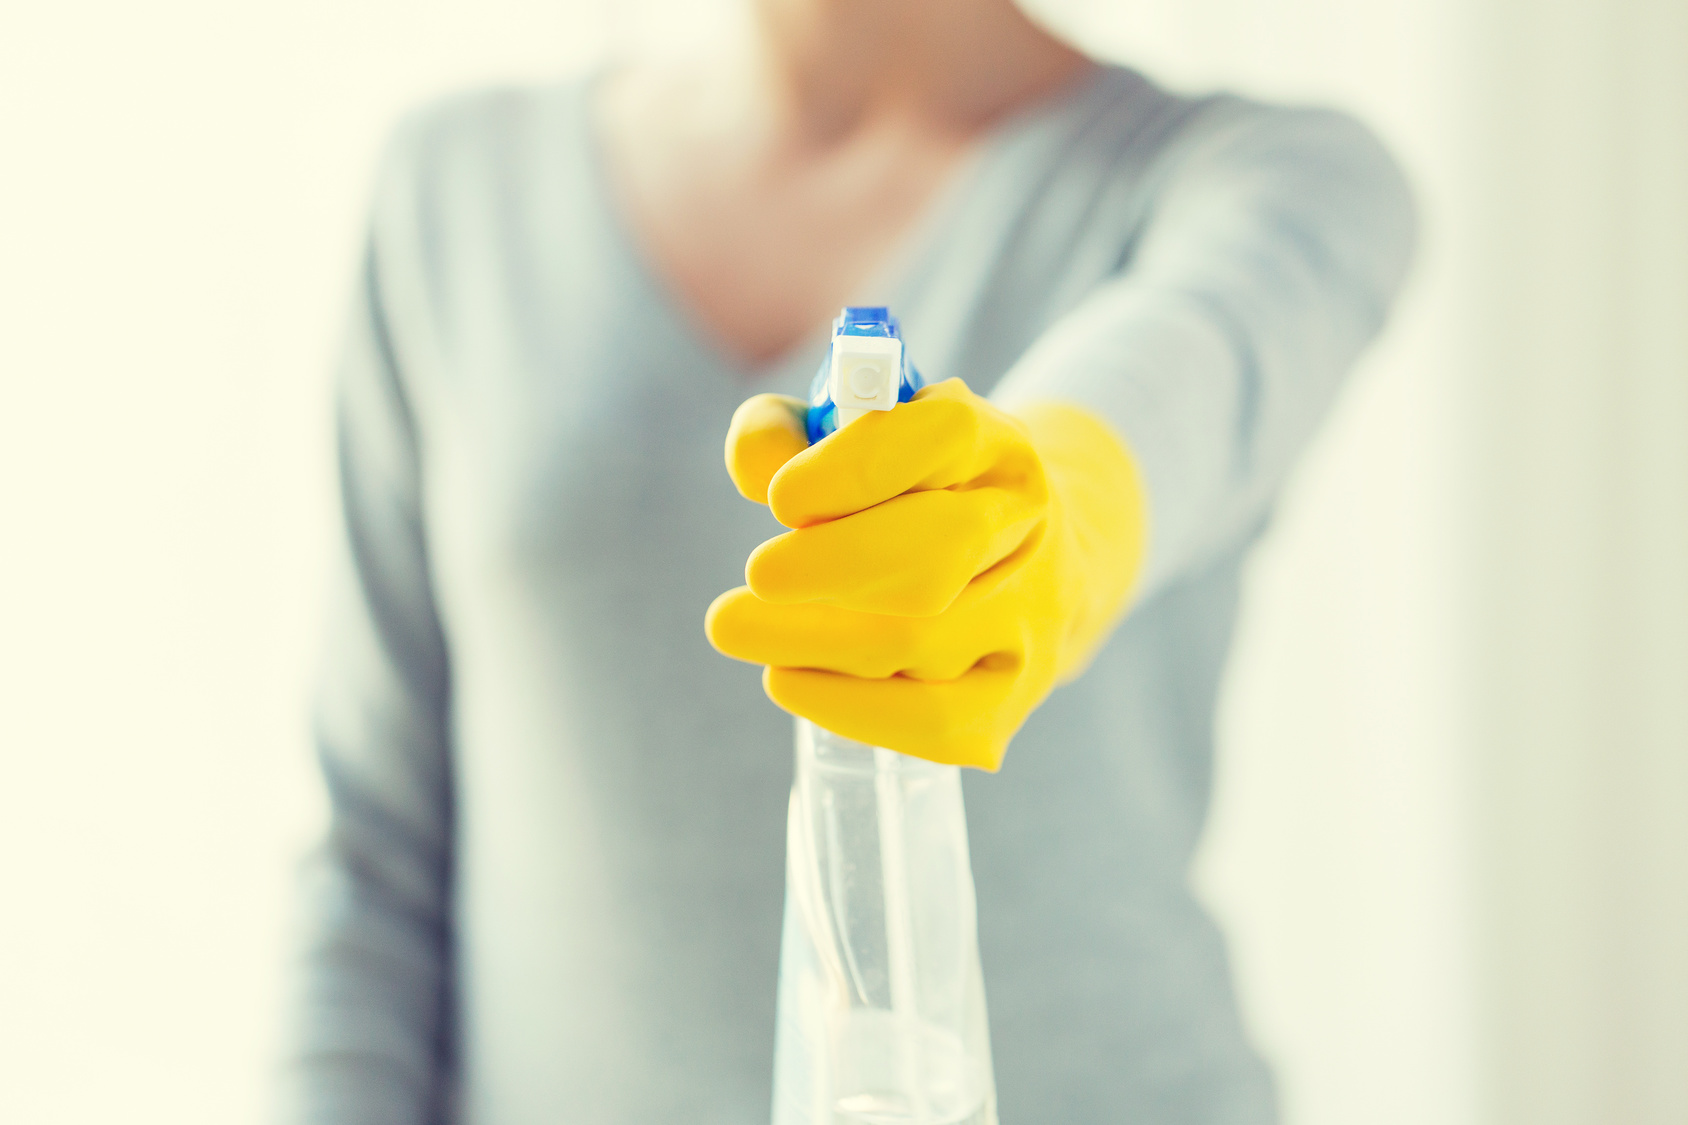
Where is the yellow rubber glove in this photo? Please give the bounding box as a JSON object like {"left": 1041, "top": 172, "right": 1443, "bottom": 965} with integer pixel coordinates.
{"left": 706, "top": 378, "right": 1149, "bottom": 771}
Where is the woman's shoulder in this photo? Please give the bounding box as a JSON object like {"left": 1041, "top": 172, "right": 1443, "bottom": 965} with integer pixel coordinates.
{"left": 1071, "top": 61, "right": 1391, "bottom": 158}
{"left": 358, "top": 74, "right": 605, "bottom": 302}
{"left": 354, "top": 76, "right": 609, "bottom": 372}
{"left": 1052, "top": 62, "right": 1410, "bottom": 237}
{"left": 1106, "top": 62, "right": 1403, "bottom": 168}
{"left": 372, "top": 77, "right": 590, "bottom": 200}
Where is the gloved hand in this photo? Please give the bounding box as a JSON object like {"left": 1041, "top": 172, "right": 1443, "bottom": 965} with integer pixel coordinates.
{"left": 706, "top": 378, "right": 1148, "bottom": 770}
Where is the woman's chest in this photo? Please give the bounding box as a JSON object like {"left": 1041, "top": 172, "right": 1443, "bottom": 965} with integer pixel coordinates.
{"left": 417, "top": 293, "right": 809, "bottom": 629}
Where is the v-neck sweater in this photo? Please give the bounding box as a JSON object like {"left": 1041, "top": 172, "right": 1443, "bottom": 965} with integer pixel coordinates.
{"left": 280, "top": 65, "right": 1415, "bottom": 1125}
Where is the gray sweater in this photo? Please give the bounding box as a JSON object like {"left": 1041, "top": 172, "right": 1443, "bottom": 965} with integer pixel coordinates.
{"left": 279, "top": 65, "right": 1414, "bottom": 1125}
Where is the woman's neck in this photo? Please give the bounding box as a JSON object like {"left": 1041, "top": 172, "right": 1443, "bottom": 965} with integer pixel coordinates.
{"left": 748, "top": 0, "right": 1094, "bottom": 146}
{"left": 591, "top": 1, "right": 1095, "bottom": 364}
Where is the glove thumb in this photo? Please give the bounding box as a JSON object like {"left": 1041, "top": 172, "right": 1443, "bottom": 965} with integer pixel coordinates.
{"left": 725, "top": 393, "right": 809, "bottom": 505}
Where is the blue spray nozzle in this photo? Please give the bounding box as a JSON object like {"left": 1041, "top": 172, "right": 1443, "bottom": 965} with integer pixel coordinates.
{"left": 835, "top": 306, "right": 899, "bottom": 336}
{"left": 806, "top": 307, "right": 924, "bottom": 444}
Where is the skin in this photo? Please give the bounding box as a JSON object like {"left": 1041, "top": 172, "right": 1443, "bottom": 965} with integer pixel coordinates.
{"left": 594, "top": 0, "right": 1095, "bottom": 366}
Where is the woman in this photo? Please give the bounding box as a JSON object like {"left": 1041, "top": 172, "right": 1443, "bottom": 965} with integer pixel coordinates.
{"left": 279, "top": 1, "right": 1414, "bottom": 1121}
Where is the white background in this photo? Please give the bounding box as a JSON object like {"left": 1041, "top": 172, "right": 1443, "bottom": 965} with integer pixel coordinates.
{"left": 2, "top": 2, "right": 1683, "bottom": 1123}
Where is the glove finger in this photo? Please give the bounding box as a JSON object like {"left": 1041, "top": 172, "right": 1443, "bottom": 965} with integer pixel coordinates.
{"left": 725, "top": 393, "right": 810, "bottom": 505}
{"left": 705, "top": 585, "right": 1002, "bottom": 681}
{"left": 746, "top": 486, "right": 1041, "bottom": 617}
{"left": 767, "top": 379, "right": 1034, "bottom": 527}
{"left": 763, "top": 664, "right": 1019, "bottom": 771}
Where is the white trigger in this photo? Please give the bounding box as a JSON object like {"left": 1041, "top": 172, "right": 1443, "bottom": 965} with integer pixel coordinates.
{"left": 828, "top": 335, "right": 903, "bottom": 428}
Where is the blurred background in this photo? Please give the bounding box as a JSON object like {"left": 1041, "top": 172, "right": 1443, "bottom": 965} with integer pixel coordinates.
{"left": 0, "top": 1, "right": 1682, "bottom": 1122}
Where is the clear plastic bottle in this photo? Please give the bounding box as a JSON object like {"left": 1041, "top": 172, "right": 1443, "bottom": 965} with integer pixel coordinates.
{"left": 771, "top": 307, "right": 997, "bottom": 1125}
{"left": 771, "top": 722, "right": 997, "bottom": 1125}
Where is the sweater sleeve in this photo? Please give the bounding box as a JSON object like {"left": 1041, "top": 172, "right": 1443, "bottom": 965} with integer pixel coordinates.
{"left": 992, "top": 100, "right": 1417, "bottom": 599}
{"left": 275, "top": 127, "right": 455, "bottom": 1125}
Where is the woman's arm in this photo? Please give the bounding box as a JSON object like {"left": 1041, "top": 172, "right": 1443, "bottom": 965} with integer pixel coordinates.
{"left": 275, "top": 214, "right": 455, "bottom": 1124}
{"left": 993, "top": 99, "right": 1418, "bottom": 599}
{"left": 706, "top": 97, "right": 1415, "bottom": 768}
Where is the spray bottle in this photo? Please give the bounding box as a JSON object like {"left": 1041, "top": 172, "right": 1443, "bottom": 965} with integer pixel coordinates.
{"left": 770, "top": 308, "right": 998, "bottom": 1125}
